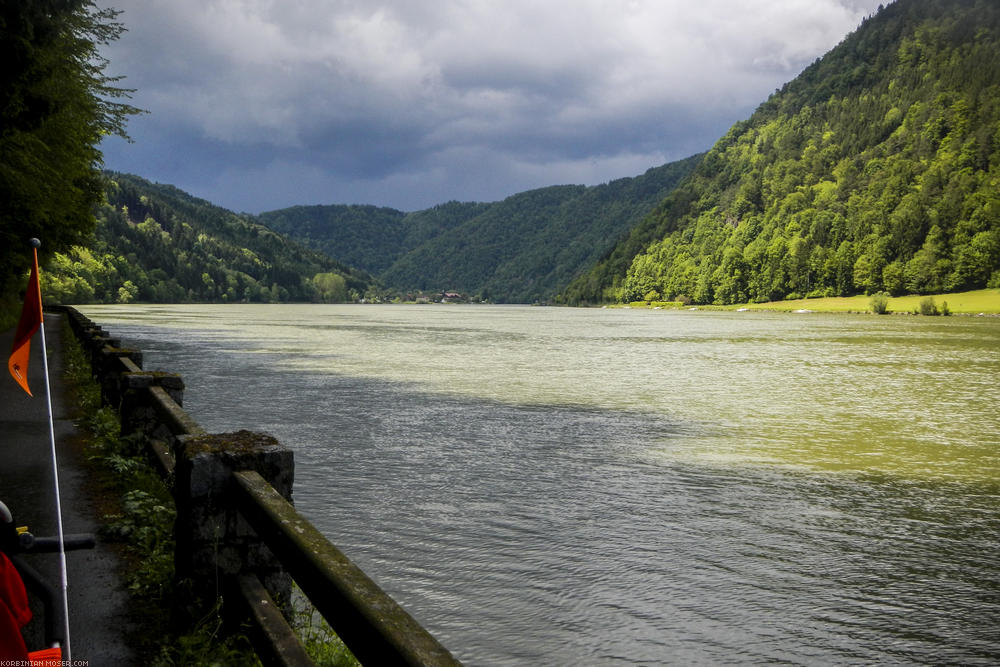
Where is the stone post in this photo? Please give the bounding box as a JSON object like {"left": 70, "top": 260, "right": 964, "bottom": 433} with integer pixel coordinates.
{"left": 98, "top": 346, "right": 143, "bottom": 407}
{"left": 88, "top": 336, "right": 120, "bottom": 372}
{"left": 118, "top": 371, "right": 186, "bottom": 439}
{"left": 172, "top": 430, "right": 294, "bottom": 613}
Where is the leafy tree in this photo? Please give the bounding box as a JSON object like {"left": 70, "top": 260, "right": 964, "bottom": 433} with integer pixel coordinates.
{"left": 262, "top": 156, "right": 701, "bottom": 304}
{"left": 41, "top": 174, "right": 379, "bottom": 304}
{"left": 919, "top": 296, "right": 940, "bottom": 315}
{"left": 870, "top": 291, "right": 890, "bottom": 314}
{"left": 312, "top": 272, "right": 348, "bottom": 303}
{"left": 0, "top": 0, "right": 141, "bottom": 304}
{"left": 567, "top": 0, "right": 1000, "bottom": 305}
{"left": 116, "top": 280, "right": 138, "bottom": 304}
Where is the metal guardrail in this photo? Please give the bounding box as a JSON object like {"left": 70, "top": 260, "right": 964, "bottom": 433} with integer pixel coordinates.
{"left": 60, "top": 306, "right": 461, "bottom": 666}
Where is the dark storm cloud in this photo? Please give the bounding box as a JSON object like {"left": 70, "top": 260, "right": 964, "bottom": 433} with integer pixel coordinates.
{"left": 98, "top": 0, "right": 889, "bottom": 212}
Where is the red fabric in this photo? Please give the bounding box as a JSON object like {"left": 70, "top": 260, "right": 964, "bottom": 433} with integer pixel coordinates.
{"left": 8, "top": 247, "right": 43, "bottom": 396}
{"left": 28, "top": 646, "right": 62, "bottom": 666}
{"left": 0, "top": 552, "right": 31, "bottom": 660}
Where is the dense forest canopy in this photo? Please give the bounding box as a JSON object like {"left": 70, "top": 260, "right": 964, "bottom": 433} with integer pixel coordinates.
{"left": 564, "top": 0, "right": 1000, "bottom": 305}
{"left": 0, "top": 0, "right": 140, "bottom": 314}
{"left": 12, "top": 0, "right": 999, "bottom": 310}
{"left": 258, "top": 202, "right": 490, "bottom": 277}
{"left": 43, "top": 157, "right": 698, "bottom": 305}
{"left": 261, "top": 156, "right": 701, "bottom": 303}
{"left": 42, "top": 174, "right": 375, "bottom": 304}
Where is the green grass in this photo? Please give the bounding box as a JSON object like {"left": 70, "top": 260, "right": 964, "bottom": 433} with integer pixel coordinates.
{"left": 618, "top": 289, "right": 1000, "bottom": 314}
{"left": 725, "top": 289, "right": 1000, "bottom": 314}
{"left": 291, "top": 591, "right": 360, "bottom": 667}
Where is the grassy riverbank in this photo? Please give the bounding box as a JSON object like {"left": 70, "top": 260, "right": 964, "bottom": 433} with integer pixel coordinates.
{"left": 629, "top": 288, "right": 1000, "bottom": 315}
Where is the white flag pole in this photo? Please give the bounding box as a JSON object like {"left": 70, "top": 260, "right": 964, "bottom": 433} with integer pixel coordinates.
{"left": 32, "top": 238, "right": 72, "bottom": 660}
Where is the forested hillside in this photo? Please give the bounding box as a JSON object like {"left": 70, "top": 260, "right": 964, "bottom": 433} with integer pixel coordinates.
{"left": 261, "top": 156, "right": 701, "bottom": 302}
{"left": 42, "top": 173, "right": 375, "bottom": 304}
{"left": 564, "top": 0, "right": 1000, "bottom": 305}
{"left": 0, "top": 3, "right": 139, "bottom": 324}
{"left": 257, "top": 201, "right": 490, "bottom": 276}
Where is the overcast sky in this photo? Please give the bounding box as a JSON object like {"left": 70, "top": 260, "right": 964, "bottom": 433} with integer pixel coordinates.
{"left": 97, "top": 0, "right": 890, "bottom": 214}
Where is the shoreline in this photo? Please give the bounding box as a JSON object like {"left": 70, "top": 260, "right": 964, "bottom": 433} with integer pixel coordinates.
{"left": 617, "top": 288, "right": 1000, "bottom": 316}
{"left": 54, "top": 286, "right": 1000, "bottom": 316}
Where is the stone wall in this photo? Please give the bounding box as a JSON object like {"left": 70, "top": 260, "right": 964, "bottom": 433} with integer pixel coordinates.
{"left": 60, "top": 306, "right": 461, "bottom": 666}
{"left": 61, "top": 307, "right": 293, "bottom": 605}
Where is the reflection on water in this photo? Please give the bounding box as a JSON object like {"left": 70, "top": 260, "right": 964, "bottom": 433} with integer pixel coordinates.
{"left": 81, "top": 304, "right": 1000, "bottom": 665}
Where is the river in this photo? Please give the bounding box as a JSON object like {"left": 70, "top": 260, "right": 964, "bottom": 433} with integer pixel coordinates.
{"left": 79, "top": 304, "right": 1000, "bottom": 665}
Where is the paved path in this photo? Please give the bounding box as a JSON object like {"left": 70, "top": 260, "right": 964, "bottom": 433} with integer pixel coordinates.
{"left": 1, "top": 311, "right": 137, "bottom": 664}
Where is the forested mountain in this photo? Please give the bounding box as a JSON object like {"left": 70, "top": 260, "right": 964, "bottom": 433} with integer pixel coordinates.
{"left": 260, "top": 156, "right": 701, "bottom": 302}
{"left": 258, "top": 201, "right": 490, "bottom": 276}
{"left": 39, "top": 1, "right": 998, "bottom": 309}
{"left": 565, "top": 0, "right": 1000, "bottom": 305}
{"left": 43, "top": 173, "right": 375, "bottom": 304}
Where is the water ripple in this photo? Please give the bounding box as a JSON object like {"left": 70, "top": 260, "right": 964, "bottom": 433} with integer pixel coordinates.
{"left": 81, "top": 305, "right": 1000, "bottom": 665}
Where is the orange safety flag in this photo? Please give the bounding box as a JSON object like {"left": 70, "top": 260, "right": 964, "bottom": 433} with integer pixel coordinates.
{"left": 8, "top": 245, "right": 43, "bottom": 396}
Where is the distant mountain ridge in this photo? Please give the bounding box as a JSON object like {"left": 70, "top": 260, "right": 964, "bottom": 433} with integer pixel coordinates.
{"left": 258, "top": 156, "right": 702, "bottom": 302}
{"left": 43, "top": 173, "right": 376, "bottom": 304}
{"left": 564, "top": 0, "right": 1000, "bottom": 304}
{"left": 48, "top": 1, "right": 997, "bottom": 308}
{"left": 42, "top": 156, "right": 700, "bottom": 304}
{"left": 257, "top": 201, "right": 490, "bottom": 277}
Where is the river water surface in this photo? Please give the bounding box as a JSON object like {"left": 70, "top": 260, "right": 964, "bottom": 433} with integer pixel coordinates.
{"left": 79, "top": 304, "right": 1000, "bottom": 665}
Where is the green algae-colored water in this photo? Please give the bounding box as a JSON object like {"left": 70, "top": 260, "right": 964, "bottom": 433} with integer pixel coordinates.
{"left": 82, "top": 304, "right": 1000, "bottom": 665}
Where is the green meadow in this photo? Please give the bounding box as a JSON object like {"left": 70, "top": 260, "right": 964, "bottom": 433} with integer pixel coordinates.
{"left": 630, "top": 289, "right": 1000, "bottom": 315}
{"left": 738, "top": 289, "right": 1000, "bottom": 315}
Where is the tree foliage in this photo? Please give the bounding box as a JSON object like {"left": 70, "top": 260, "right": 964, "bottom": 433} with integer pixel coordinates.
{"left": 565, "top": 0, "right": 1000, "bottom": 305}
{"left": 0, "top": 0, "right": 141, "bottom": 299}
{"left": 42, "top": 174, "right": 376, "bottom": 304}
{"left": 258, "top": 201, "right": 491, "bottom": 277}
{"left": 312, "top": 272, "right": 348, "bottom": 303}
{"left": 262, "top": 156, "right": 700, "bottom": 303}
